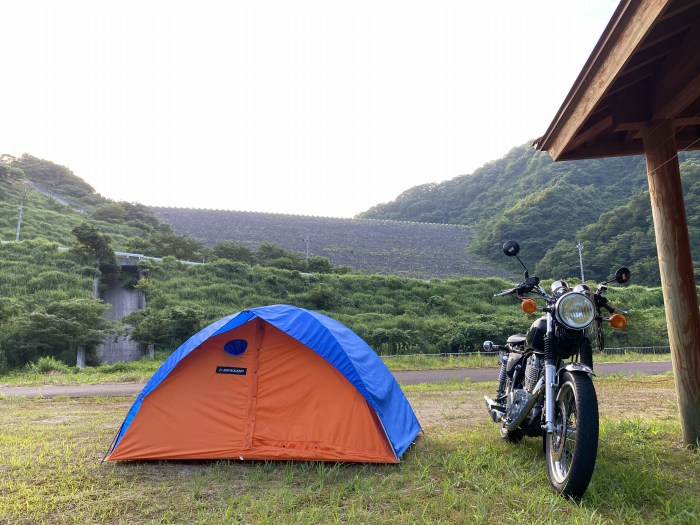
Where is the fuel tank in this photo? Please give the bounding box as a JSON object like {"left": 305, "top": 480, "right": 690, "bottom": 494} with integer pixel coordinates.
{"left": 526, "top": 316, "right": 547, "bottom": 351}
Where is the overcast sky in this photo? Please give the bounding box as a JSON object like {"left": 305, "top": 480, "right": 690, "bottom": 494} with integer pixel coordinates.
{"left": 1, "top": 1, "right": 618, "bottom": 217}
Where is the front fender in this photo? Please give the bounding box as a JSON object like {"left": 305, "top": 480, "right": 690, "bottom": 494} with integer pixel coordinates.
{"left": 558, "top": 362, "right": 595, "bottom": 379}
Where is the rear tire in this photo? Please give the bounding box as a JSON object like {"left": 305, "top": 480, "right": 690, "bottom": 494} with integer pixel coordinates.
{"left": 545, "top": 371, "right": 598, "bottom": 499}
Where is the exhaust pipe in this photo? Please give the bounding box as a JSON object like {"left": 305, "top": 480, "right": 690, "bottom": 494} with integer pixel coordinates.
{"left": 504, "top": 378, "right": 544, "bottom": 431}
{"left": 483, "top": 395, "right": 505, "bottom": 423}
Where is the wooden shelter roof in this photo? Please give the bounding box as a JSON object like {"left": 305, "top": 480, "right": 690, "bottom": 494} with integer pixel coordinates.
{"left": 534, "top": 0, "right": 700, "bottom": 160}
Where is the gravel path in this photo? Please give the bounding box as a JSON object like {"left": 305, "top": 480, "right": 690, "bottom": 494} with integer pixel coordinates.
{"left": 0, "top": 362, "right": 672, "bottom": 398}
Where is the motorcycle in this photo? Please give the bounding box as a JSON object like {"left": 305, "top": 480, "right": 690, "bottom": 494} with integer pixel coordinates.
{"left": 483, "top": 240, "right": 630, "bottom": 498}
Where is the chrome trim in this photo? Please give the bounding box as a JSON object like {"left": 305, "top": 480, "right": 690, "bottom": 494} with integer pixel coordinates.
{"left": 554, "top": 292, "right": 595, "bottom": 330}
{"left": 544, "top": 363, "right": 557, "bottom": 433}
{"left": 560, "top": 362, "right": 595, "bottom": 376}
{"left": 504, "top": 377, "right": 544, "bottom": 431}
{"left": 483, "top": 395, "right": 505, "bottom": 423}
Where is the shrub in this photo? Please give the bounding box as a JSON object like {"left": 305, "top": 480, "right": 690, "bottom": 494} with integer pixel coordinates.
{"left": 26, "top": 356, "right": 73, "bottom": 374}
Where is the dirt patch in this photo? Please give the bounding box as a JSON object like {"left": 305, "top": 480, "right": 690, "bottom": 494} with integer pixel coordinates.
{"left": 405, "top": 376, "right": 679, "bottom": 433}
{"left": 595, "top": 376, "right": 678, "bottom": 420}
{"left": 406, "top": 389, "right": 489, "bottom": 433}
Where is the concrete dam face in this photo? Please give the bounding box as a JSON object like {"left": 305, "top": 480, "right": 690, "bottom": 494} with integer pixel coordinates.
{"left": 96, "top": 280, "right": 145, "bottom": 364}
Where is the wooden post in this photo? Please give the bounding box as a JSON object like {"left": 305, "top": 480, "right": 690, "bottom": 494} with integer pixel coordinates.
{"left": 642, "top": 120, "right": 700, "bottom": 447}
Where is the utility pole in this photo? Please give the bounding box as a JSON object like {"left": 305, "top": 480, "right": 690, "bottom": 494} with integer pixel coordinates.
{"left": 15, "top": 181, "right": 28, "bottom": 241}
{"left": 575, "top": 242, "right": 585, "bottom": 283}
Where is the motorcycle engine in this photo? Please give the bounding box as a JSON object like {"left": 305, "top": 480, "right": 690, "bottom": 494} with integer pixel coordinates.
{"left": 506, "top": 389, "right": 531, "bottom": 421}
{"left": 524, "top": 354, "right": 543, "bottom": 393}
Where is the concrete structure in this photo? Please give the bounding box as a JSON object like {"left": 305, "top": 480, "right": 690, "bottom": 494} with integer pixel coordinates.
{"left": 95, "top": 281, "right": 145, "bottom": 364}
{"left": 95, "top": 253, "right": 146, "bottom": 364}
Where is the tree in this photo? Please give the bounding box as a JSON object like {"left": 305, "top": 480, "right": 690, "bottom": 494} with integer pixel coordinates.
{"left": 255, "top": 242, "right": 305, "bottom": 270}
{"left": 212, "top": 240, "right": 254, "bottom": 264}
{"left": 0, "top": 298, "right": 119, "bottom": 368}
{"left": 307, "top": 256, "right": 334, "bottom": 273}
{"left": 91, "top": 203, "right": 127, "bottom": 223}
{"left": 72, "top": 222, "right": 119, "bottom": 276}
{"left": 126, "top": 305, "right": 203, "bottom": 351}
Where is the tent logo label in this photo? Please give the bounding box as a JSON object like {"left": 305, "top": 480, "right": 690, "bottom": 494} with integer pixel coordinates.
{"left": 216, "top": 366, "right": 247, "bottom": 375}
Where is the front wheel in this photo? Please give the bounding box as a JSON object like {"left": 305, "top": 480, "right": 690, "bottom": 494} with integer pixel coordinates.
{"left": 545, "top": 371, "right": 599, "bottom": 499}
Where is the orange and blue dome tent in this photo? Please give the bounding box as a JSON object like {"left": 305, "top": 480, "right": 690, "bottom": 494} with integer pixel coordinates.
{"left": 107, "top": 305, "right": 420, "bottom": 463}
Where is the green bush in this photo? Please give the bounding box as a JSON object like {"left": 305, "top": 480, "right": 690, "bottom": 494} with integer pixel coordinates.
{"left": 26, "top": 356, "right": 73, "bottom": 374}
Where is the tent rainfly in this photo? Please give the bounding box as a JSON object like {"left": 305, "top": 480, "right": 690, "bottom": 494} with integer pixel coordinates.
{"left": 107, "top": 305, "right": 421, "bottom": 463}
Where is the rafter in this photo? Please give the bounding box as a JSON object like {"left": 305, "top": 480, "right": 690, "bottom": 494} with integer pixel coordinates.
{"left": 650, "top": 21, "right": 700, "bottom": 118}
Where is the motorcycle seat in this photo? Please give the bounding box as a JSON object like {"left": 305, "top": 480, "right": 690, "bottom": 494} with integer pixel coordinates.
{"left": 507, "top": 333, "right": 527, "bottom": 345}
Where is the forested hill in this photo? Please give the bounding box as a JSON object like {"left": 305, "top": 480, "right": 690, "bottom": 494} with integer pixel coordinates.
{"left": 359, "top": 144, "right": 648, "bottom": 226}
{"left": 4, "top": 149, "right": 698, "bottom": 285}
{"left": 360, "top": 144, "right": 700, "bottom": 285}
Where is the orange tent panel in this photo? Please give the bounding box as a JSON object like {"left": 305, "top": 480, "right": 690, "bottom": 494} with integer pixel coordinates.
{"left": 109, "top": 319, "right": 396, "bottom": 463}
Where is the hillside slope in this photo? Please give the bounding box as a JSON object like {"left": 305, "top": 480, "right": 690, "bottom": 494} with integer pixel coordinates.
{"left": 150, "top": 208, "right": 513, "bottom": 279}
{"left": 359, "top": 144, "right": 700, "bottom": 283}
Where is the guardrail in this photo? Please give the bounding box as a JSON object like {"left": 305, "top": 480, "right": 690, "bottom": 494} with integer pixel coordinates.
{"left": 380, "top": 346, "right": 671, "bottom": 358}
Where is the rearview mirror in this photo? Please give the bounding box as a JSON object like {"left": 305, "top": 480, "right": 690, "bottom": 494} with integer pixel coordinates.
{"left": 615, "top": 267, "right": 631, "bottom": 284}
{"left": 502, "top": 240, "right": 520, "bottom": 257}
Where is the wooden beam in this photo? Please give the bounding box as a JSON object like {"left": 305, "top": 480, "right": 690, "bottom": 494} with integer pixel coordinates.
{"left": 567, "top": 115, "right": 614, "bottom": 151}
{"left": 642, "top": 120, "right": 700, "bottom": 448}
{"left": 540, "top": 0, "right": 671, "bottom": 160}
{"left": 657, "top": 0, "right": 700, "bottom": 21}
{"left": 606, "top": 62, "right": 660, "bottom": 98}
{"left": 557, "top": 141, "right": 646, "bottom": 160}
{"left": 651, "top": 20, "right": 700, "bottom": 118}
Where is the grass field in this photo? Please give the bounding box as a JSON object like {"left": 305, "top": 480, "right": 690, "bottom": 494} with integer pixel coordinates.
{"left": 0, "top": 375, "right": 697, "bottom": 524}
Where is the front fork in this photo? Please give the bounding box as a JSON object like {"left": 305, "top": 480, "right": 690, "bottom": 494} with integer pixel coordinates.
{"left": 544, "top": 363, "right": 557, "bottom": 433}
{"left": 543, "top": 312, "right": 557, "bottom": 434}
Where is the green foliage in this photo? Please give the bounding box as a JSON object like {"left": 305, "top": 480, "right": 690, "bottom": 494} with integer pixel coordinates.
{"left": 254, "top": 241, "right": 304, "bottom": 270}
{"left": 4, "top": 153, "right": 102, "bottom": 206}
{"left": 306, "top": 255, "right": 334, "bottom": 273}
{"left": 0, "top": 171, "right": 171, "bottom": 251}
{"left": 91, "top": 202, "right": 127, "bottom": 223}
{"left": 212, "top": 240, "right": 254, "bottom": 263}
{"left": 25, "top": 355, "right": 74, "bottom": 375}
{"left": 360, "top": 144, "right": 700, "bottom": 285}
{"left": 72, "top": 221, "right": 118, "bottom": 274}
{"left": 120, "top": 257, "right": 668, "bottom": 357}
{"left": 126, "top": 225, "right": 207, "bottom": 261}
{"left": 0, "top": 240, "right": 117, "bottom": 369}
{"left": 0, "top": 297, "right": 119, "bottom": 368}
{"left": 0, "top": 158, "right": 25, "bottom": 180}
{"left": 126, "top": 305, "right": 204, "bottom": 351}
{"left": 299, "top": 283, "right": 338, "bottom": 310}
{"left": 535, "top": 159, "right": 700, "bottom": 284}
{"left": 0, "top": 150, "right": 685, "bottom": 373}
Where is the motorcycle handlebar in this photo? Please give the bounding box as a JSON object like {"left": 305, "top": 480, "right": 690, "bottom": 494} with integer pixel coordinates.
{"left": 601, "top": 302, "right": 615, "bottom": 313}
{"left": 494, "top": 284, "right": 532, "bottom": 297}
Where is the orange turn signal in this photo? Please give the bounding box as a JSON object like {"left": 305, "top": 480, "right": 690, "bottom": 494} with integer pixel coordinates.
{"left": 609, "top": 313, "right": 627, "bottom": 329}
{"left": 521, "top": 299, "right": 538, "bottom": 315}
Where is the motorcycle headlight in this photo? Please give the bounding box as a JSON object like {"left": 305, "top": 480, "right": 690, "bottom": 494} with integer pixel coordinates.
{"left": 555, "top": 292, "right": 595, "bottom": 329}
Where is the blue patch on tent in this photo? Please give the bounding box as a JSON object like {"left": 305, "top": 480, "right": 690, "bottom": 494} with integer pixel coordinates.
{"left": 224, "top": 339, "right": 248, "bottom": 356}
